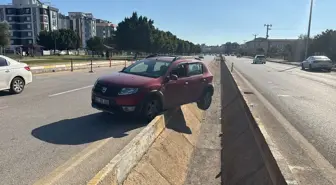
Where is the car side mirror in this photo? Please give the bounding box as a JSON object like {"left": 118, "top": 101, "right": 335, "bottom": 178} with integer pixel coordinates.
{"left": 170, "top": 74, "right": 178, "bottom": 81}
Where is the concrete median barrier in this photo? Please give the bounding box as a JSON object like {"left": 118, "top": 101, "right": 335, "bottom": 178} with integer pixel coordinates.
{"left": 219, "top": 55, "right": 288, "bottom": 185}
{"left": 87, "top": 103, "right": 203, "bottom": 185}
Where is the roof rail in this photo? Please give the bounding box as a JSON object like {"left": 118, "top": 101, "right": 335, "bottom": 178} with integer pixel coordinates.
{"left": 172, "top": 56, "right": 200, "bottom": 61}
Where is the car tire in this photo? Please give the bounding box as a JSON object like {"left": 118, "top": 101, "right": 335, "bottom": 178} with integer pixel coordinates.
{"left": 10, "top": 77, "right": 25, "bottom": 94}
{"left": 197, "top": 90, "right": 212, "bottom": 110}
{"left": 141, "top": 98, "right": 161, "bottom": 121}
{"left": 301, "top": 64, "right": 305, "bottom": 70}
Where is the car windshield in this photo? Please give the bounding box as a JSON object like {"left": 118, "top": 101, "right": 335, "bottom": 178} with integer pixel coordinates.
{"left": 121, "top": 59, "right": 171, "bottom": 78}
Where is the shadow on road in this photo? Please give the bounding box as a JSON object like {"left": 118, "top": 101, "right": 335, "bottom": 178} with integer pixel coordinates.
{"left": 31, "top": 113, "right": 147, "bottom": 145}
{"left": 165, "top": 107, "right": 192, "bottom": 134}
{"left": 0, "top": 90, "right": 14, "bottom": 97}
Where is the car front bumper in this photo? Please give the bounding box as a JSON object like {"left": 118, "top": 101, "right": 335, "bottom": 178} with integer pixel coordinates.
{"left": 91, "top": 92, "right": 144, "bottom": 115}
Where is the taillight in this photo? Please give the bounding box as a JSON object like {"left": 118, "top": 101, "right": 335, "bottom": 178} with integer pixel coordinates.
{"left": 24, "top": 66, "right": 31, "bottom": 71}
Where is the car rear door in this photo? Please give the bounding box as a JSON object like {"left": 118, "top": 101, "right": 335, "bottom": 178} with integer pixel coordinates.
{"left": 0, "top": 57, "right": 11, "bottom": 90}
{"left": 185, "top": 62, "right": 205, "bottom": 102}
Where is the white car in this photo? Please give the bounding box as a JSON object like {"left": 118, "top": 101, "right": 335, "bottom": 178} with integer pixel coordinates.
{"left": 301, "top": 56, "right": 333, "bottom": 71}
{"left": 0, "top": 55, "right": 32, "bottom": 94}
{"left": 253, "top": 55, "right": 266, "bottom": 64}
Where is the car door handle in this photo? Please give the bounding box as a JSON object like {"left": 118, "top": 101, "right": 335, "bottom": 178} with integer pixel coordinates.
{"left": 5, "top": 70, "right": 10, "bottom": 73}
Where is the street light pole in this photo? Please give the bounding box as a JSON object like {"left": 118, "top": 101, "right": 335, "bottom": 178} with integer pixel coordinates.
{"left": 305, "top": 0, "right": 314, "bottom": 59}
{"left": 264, "top": 24, "right": 272, "bottom": 56}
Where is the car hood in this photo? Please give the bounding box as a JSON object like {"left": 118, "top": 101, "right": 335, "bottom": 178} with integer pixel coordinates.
{"left": 97, "top": 72, "right": 156, "bottom": 87}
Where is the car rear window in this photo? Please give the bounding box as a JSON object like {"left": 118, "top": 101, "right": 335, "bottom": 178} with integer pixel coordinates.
{"left": 256, "top": 55, "right": 265, "bottom": 59}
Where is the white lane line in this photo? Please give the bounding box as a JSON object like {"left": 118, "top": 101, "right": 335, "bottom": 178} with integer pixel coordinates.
{"left": 0, "top": 106, "right": 9, "bottom": 110}
{"left": 49, "top": 85, "right": 93, "bottom": 97}
{"left": 277, "top": 94, "right": 291, "bottom": 97}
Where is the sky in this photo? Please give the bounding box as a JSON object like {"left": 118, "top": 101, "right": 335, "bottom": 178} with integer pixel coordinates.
{"left": 3, "top": 0, "right": 336, "bottom": 45}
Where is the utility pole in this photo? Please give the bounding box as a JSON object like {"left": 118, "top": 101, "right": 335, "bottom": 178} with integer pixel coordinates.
{"left": 264, "top": 24, "right": 272, "bottom": 56}
{"left": 252, "top": 34, "right": 258, "bottom": 53}
{"left": 305, "top": 0, "right": 313, "bottom": 59}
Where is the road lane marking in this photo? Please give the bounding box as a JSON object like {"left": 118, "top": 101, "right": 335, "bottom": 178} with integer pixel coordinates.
{"left": 49, "top": 85, "right": 93, "bottom": 97}
{"left": 33, "top": 139, "right": 110, "bottom": 185}
{"left": 277, "top": 94, "right": 291, "bottom": 97}
{"left": 0, "top": 106, "right": 8, "bottom": 110}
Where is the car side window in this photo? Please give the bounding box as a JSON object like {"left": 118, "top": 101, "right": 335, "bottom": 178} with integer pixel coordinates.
{"left": 171, "top": 64, "right": 187, "bottom": 78}
{"left": 187, "top": 63, "right": 203, "bottom": 76}
{"left": 0, "top": 57, "right": 8, "bottom": 67}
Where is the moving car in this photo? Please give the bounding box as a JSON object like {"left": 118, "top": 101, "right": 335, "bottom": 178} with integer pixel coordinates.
{"left": 301, "top": 55, "right": 333, "bottom": 71}
{"left": 92, "top": 55, "right": 214, "bottom": 121}
{"left": 198, "top": 55, "right": 204, "bottom": 59}
{"left": 253, "top": 55, "right": 266, "bottom": 64}
{"left": 0, "top": 55, "right": 32, "bottom": 94}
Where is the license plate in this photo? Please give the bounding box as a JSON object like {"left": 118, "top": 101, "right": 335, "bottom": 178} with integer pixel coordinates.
{"left": 95, "top": 97, "right": 109, "bottom": 105}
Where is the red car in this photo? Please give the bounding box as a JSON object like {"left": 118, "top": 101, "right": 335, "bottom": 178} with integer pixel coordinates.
{"left": 91, "top": 55, "right": 214, "bottom": 121}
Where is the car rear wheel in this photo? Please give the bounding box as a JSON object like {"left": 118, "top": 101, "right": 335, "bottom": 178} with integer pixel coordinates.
{"left": 301, "top": 64, "right": 305, "bottom": 70}
{"left": 142, "top": 98, "right": 161, "bottom": 121}
{"left": 197, "top": 90, "right": 212, "bottom": 110}
{"left": 10, "top": 77, "right": 25, "bottom": 94}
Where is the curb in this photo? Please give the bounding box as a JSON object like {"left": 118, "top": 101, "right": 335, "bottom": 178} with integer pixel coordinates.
{"left": 30, "top": 61, "right": 130, "bottom": 74}
{"left": 87, "top": 107, "right": 180, "bottom": 185}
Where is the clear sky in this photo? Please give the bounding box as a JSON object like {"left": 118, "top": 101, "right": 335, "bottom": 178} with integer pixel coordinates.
{"left": 3, "top": 0, "right": 335, "bottom": 45}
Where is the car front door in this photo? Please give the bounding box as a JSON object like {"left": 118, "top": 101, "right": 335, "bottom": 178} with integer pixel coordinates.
{"left": 185, "top": 62, "right": 204, "bottom": 103}
{"left": 162, "top": 63, "right": 189, "bottom": 109}
{"left": 303, "top": 57, "right": 311, "bottom": 68}
{"left": 0, "top": 57, "right": 11, "bottom": 90}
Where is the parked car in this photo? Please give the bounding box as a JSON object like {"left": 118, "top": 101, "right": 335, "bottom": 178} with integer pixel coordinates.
{"left": 92, "top": 55, "right": 214, "bottom": 121}
{"left": 198, "top": 55, "right": 204, "bottom": 59}
{"left": 301, "top": 56, "right": 333, "bottom": 71}
{"left": 0, "top": 55, "right": 32, "bottom": 94}
{"left": 253, "top": 55, "right": 266, "bottom": 64}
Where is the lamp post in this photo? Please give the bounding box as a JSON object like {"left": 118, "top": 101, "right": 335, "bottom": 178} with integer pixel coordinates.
{"left": 304, "top": 0, "right": 314, "bottom": 59}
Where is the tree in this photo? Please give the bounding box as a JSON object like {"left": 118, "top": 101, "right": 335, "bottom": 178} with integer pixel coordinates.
{"left": 308, "top": 29, "right": 336, "bottom": 61}
{"left": 37, "top": 29, "right": 80, "bottom": 52}
{"left": 115, "top": 12, "right": 200, "bottom": 54}
{"left": 283, "top": 44, "right": 292, "bottom": 60}
{"left": 256, "top": 48, "right": 265, "bottom": 54}
{"left": 86, "top": 36, "right": 105, "bottom": 55}
{"left": 0, "top": 21, "right": 11, "bottom": 53}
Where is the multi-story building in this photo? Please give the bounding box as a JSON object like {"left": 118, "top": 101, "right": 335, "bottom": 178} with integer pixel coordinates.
{"left": 0, "top": 0, "right": 58, "bottom": 47}
{"left": 68, "top": 12, "right": 96, "bottom": 48}
{"left": 95, "top": 19, "right": 116, "bottom": 39}
{"left": 57, "top": 13, "right": 69, "bottom": 29}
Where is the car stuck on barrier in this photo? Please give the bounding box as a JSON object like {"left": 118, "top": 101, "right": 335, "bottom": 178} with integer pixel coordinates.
{"left": 92, "top": 55, "right": 214, "bottom": 121}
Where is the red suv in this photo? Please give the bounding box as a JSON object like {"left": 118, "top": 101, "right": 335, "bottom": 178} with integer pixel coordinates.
{"left": 91, "top": 55, "right": 214, "bottom": 121}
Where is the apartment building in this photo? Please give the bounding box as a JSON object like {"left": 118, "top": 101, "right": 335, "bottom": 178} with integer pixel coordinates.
{"left": 68, "top": 12, "right": 96, "bottom": 48}
{"left": 0, "top": 0, "right": 58, "bottom": 47}
{"left": 58, "top": 13, "right": 69, "bottom": 29}
{"left": 95, "top": 19, "right": 116, "bottom": 39}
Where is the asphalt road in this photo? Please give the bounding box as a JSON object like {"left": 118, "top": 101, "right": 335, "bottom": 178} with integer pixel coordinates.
{"left": 0, "top": 56, "right": 215, "bottom": 185}
{"left": 226, "top": 56, "right": 336, "bottom": 168}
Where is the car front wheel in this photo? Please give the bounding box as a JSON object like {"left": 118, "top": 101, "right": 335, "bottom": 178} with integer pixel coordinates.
{"left": 197, "top": 91, "right": 212, "bottom": 110}
{"left": 10, "top": 77, "right": 25, "bottom": 94}
{"left": 142, "top": 98, "right": 161, "bottom": 121}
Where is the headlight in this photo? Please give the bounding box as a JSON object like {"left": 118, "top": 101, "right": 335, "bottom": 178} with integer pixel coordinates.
{"left": 118, "top": 88, "right": 138, "bottom": 95}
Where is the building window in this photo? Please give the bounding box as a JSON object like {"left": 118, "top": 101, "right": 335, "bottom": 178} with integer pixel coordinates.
{"left": 10, "top": 40, "right": 14, "bottom": 45}
{"left": 28, "top": 40, "right": 32, "bottom": 44}
{"left": 10, "top": 32, "right": 13, "bottom": 36}
{"left": 27, "top": 24, "right": 31, "bottom": 29}
{"left": 28, "top": 32, "right": 32, "bottom": 36}
{"left": 25, "top": 8, "right": 30, "bottom": 14}
{"left": 27, "top": 16, "right": 31, "bottom": 21}
{"left": 8, "top": 17, "right": 12, "bottom": 21}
